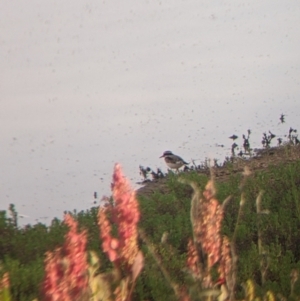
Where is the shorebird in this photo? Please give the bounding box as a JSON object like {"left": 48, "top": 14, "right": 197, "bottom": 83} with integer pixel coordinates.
{"left": 159, "top": 151, "right": 188, "bottom": 171}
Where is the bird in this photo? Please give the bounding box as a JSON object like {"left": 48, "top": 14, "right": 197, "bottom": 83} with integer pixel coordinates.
{"left": 279, "top": 114, "right": 285, "bottom": 124}
{"left": 229, "top": 135, "right": 238, "bottom": 140}
{"left": 159, "top": 151, "right": 188, "bottom": 171}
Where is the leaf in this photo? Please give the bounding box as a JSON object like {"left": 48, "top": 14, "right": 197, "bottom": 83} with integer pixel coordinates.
{"left": 89, "top": 251, "right": 100, "bottom": 266}
{"left": 131, "top": 251, "right": 144, "bottom": 283}
{"left": 217, "top": 285, "right": 229, "bottom": 301}
{"left": 90, "top": 273, "right": 113, "bottom": 301}
{"left": 243, "top": 279, "right": 255, "bottom": 301}
{"left": 0, "top": 287, "right": 11, "bottom": 301}
{"left": 264, "top": 291, "right": 275, "bottom": 301}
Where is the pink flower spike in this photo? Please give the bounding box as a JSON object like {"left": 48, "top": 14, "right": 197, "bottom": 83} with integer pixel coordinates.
{"left": 112, "top": 164, "right": 140, "bottom": 269}
{"left": 42, "top": 214, "right": 89, "bottom": 301}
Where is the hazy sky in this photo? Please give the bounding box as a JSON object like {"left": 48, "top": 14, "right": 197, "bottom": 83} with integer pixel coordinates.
{"left": 1, "top": 0, "right": 300, "bottom": 225}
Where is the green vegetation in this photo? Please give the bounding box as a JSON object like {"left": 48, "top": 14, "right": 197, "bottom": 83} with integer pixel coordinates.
{"left": 1, "top": 156, "right": 300, "bottom": 300}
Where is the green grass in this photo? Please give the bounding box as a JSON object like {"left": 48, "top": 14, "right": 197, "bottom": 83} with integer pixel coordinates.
{"left": 1, "top": 159, "right": 300, "bottom": 300}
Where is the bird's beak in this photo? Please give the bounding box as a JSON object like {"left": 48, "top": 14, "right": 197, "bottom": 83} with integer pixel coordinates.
{"left": 159, "top": 155, "right": 164, "bottom": 158}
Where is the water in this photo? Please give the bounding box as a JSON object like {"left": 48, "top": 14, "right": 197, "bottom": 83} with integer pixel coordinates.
{"left": 1, "top": 0, "right": 300, "bottom": 226}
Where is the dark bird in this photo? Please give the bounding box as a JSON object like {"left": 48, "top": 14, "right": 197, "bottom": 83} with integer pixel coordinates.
{"left": 229, "top": 135, "right": 238, "bottom": 140}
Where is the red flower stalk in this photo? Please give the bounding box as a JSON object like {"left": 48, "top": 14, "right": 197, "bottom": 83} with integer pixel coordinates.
{"left": 0, "top": 272, "right": 9, "bottom": 289}
{"left": 98, "top": 164, "right": 140, "bottom": 271}
{"left": 218, "top": 236, "right": 232, "bottom": 282}
{"left": 112, "top": 164, "right": 140, "bottom": 267}
{"left": 42, "top": 214, "right": 89, "bottom": 301}
{"left": 202, "top": 197, "right": 223, "bottom": 268}
{"left": 98, "top": 207, "right": 119, "bottom": 262}
{"left": 193, "top": 180, "right": 224, "bottom": 271}
{"left": 186, "top": 239, "right": 201, "bottom": 278}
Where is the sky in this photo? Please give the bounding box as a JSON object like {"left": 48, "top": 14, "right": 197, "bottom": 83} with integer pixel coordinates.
{"left": 1, "top": 0, "right": 300, "bottom": 226}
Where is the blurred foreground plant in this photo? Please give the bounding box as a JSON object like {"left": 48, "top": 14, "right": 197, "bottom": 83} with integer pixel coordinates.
{"left": 40, "top": 163, "right": 143, "bottom": 301}
{"left": 139, "top": 167, "right": 289, "bottom": 301}
{"left": 97, "top": 163, "right": 144, "bottom": 301}
{"left": 139, "top": 177, "right": 234, "bottom": 301}
{"left": 0, "top": 272, "right": 11, "bottom": 301}
{"left": 41, "top": 214, "right": 89, "bottom": 301}
{"left": 183, "top": 178, "right": 234, "bottom": 301}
